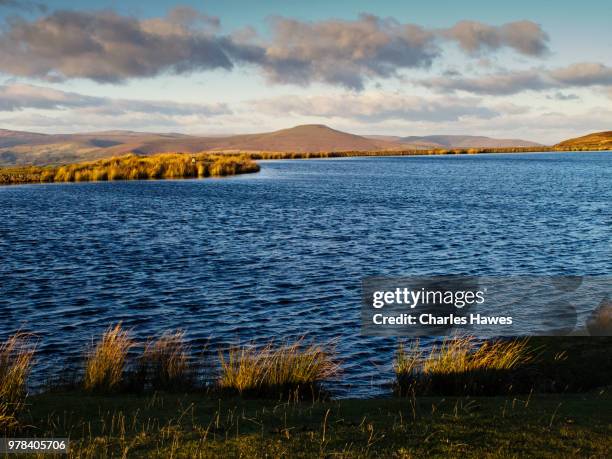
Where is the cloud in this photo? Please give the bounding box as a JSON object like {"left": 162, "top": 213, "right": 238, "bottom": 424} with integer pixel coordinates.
{"left": 249, "top": 92, "right": 498, "bottom": 122}
{"left": 241, "top": 14, "right": 439, "bottom": 90}
{"left": 237, "top": 16, "right": 548, "bottom": 89}
{"left": 0, "top": 0, "right": 46, "bottom": 12}
{"left": 420, "top": 62, "right": 612, "bottom": 95}
{"left": 421, "top": 70, "right": 549, "bottom": 95}
{"left": 0, "top": 8, "right": 244, "bottom": 82}
{"left": 0, "top": 83, "right": 231, "bottom": 116}
{"left": 441, "top": 20, "right": 549, "bottom": 56}
{"left": 0, "top": 8, "right": 549, "bottom": 89}
{"left": 548, "top": 62, "right": 612, "bottom": 86}
{"left": 546, "top": 92, "right": 580, "bottom": 101}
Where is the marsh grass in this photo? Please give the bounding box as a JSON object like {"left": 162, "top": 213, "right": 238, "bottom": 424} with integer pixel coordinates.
{"left": 84, "top": 324, "right": 134, "bottom": 394}
{"left": 395, "top": 337, "right": 534, "bottom": 396}
{"left": 218, "top": 340, "right": 339, "bottom": 400}
{"left": 0, "top": 333, "right": 34, "bottom": 430}
{"left": 133, "top": 331, "right": 196, "bottom": 392}
{"left": 0, "top": 152, "right": 259, "bottom": 184}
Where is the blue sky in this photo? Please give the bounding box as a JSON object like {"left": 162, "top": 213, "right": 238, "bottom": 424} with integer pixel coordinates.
{"left": 0, "top": 0, "right": 610, "bottom": 143}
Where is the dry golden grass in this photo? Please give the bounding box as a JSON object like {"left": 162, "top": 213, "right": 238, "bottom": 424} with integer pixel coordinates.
{"left": 0, "top": 152, "right": 260, "bottom": 184}
{"left": 136, "top": 331, "right": 194, "bottom": 391}
{"left": 84, "top": 324, "right": 133, "bottom": 393}
{"left": 218, "top": 339, "right": 339, "bottom": 399}
{"left": 395, "top": 337, "right": 534, "bottom": 396}
{"left": 0, "top": 333, "right": 34, "bottom": 429}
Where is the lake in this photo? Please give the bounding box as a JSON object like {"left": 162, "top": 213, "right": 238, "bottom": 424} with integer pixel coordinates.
{"left": 1, "top": 152, "right": 611, "bottom": 397}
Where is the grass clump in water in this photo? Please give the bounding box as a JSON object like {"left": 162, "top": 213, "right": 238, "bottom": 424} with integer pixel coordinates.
{"left": 395, "top": 337, "right": 534, "bottom": 396}
{"left": 0, "top": 333, "right": 34, "bottom": 430}
{"left": 218, "top": 339, "right": 339, "bottom": 400}
{"left": 84, "top": 324, "right": 133, "bottom": 394}
{"left": 134, "top": 331, "right": 195, "bottom": 392}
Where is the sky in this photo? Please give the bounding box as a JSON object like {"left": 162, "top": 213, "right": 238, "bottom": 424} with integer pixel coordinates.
{"left": 0, "top": 0, "right": 610, "bottom": 143}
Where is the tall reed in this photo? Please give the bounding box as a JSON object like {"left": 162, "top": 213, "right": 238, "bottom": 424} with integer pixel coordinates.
{"left": 395, "top": 337, "right": 534, "bottom": 396}
{"left": 84, "top": 324, "right": 133, "bottom": 393}
{"left": 0, "top": 333, "right": 34, "bottom": 430}
{"left": 218, "top": 339, "right": 339, "bottom": 399}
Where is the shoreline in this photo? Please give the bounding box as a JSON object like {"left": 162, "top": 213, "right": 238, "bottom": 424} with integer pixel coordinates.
{"left": 1, "top": 148, "right": 610, "bottom": 187}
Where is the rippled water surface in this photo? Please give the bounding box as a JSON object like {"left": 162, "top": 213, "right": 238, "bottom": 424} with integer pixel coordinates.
{"left": 1, "top": 152, "right": 611, "bottom": 396}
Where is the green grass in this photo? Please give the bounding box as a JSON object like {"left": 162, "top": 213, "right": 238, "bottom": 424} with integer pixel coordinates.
{"left": 2, "top": 336, "right": 611, "bottom": 456}
{"left": 14, "top": 389, "right": 612, "bottom": 458}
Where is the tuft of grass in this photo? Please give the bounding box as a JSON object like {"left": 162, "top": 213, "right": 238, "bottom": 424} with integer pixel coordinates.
{"left": 218, "top": 339, "right": 339, "bottom": 399}
{"left": 395, "top": 337, "right": 534, "bottom": 396}
{"left": 84, "top": 324, "right": 133, "bottom": 394}
{"left": 0, "top": 333, "right": 34, "bottom": 430}
{"left": 135, "top": 331, "right": 195, "bottom": 391}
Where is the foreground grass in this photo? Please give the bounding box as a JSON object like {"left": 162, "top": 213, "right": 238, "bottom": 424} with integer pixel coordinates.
{"left": 14, "top": 389, "right": 611, "bottom": 458}
{"left": 0, "top": 152, "right": 259, "bottom": 185}
{"left": 0, "top": 334, "right": 34, "bottom": 430}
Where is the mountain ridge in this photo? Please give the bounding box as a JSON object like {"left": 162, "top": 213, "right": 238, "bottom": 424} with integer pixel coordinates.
{"left": 0, "top": 125, "right": 607, "bottom": 167}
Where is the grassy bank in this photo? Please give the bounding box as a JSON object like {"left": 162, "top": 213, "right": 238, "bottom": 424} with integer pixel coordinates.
{"left": 1, "top": 331, "right": 611, "bottom": 456}
{"left": 15, "top": 390, "right": 612, "bottom": 458}
{"left": 0, "top": 152, "right": 259, "bottom": 185}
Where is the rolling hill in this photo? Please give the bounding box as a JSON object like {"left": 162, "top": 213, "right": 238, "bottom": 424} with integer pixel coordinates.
{"left": 364, "top": 135, "right": 542, "bottom": 149}
{"left": 555, "top": 131, "right": 612, "bottom": 149}
{"left": 5, "top": 125, "right": 608, "bottom": 167}
{"left": 0, "top": 125, "right": 401, "bottom": 166}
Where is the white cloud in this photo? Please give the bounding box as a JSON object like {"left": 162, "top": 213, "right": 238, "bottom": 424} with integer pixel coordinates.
{"left": 249, "top": 92, "right": 498, "bottom": 122}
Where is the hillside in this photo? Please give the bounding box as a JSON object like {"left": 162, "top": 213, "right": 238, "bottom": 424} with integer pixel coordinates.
{"left": 555, "top": 131, "right": 612, "bottom": 149}
{"left": 397, "top": 135, "right": 542, "bottom": 149}
{"left": 0, "top": 125, "right": 401, "bottom": 166}
{"left": 0, "top": 128, "right": 50, "bottom": 148}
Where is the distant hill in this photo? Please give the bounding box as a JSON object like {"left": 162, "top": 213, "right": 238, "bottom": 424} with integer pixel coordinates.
{"left": 0, "top": 125, "right": 403, "bottom": 166}
{"left": 394, "top": 135, "right": 542, "bottom": 149}
{"left": 0, "top": 125, "right": 553, "bottom": 167}
{"left": 0, "top": 128, "right": 50, "bottom": 148}
{"left": 555, "top": 131, "right": 612, "bottom": 149}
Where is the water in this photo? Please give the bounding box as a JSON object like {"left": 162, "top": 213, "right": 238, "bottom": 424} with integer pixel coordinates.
{"left": 1, "top": 152, "right": 611, "bottom": 397}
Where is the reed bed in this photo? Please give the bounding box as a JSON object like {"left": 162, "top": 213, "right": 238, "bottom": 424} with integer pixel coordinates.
{"left": 244, "top": 144, "right": 610, "bottom": 161}
{"left": 0, "top": 333, "right": 34, "bottom": 430}
{"left": 83, "top": 324, "right": 133, "bottom": 393}
{"left": 0, "top": 152, "right": 260, "bottom": 184}
{"left": 395, "top": 337, "right": 534, "bottom": 396}
{"left": 218, "top": 340, "right": 339, "bottom": 399}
